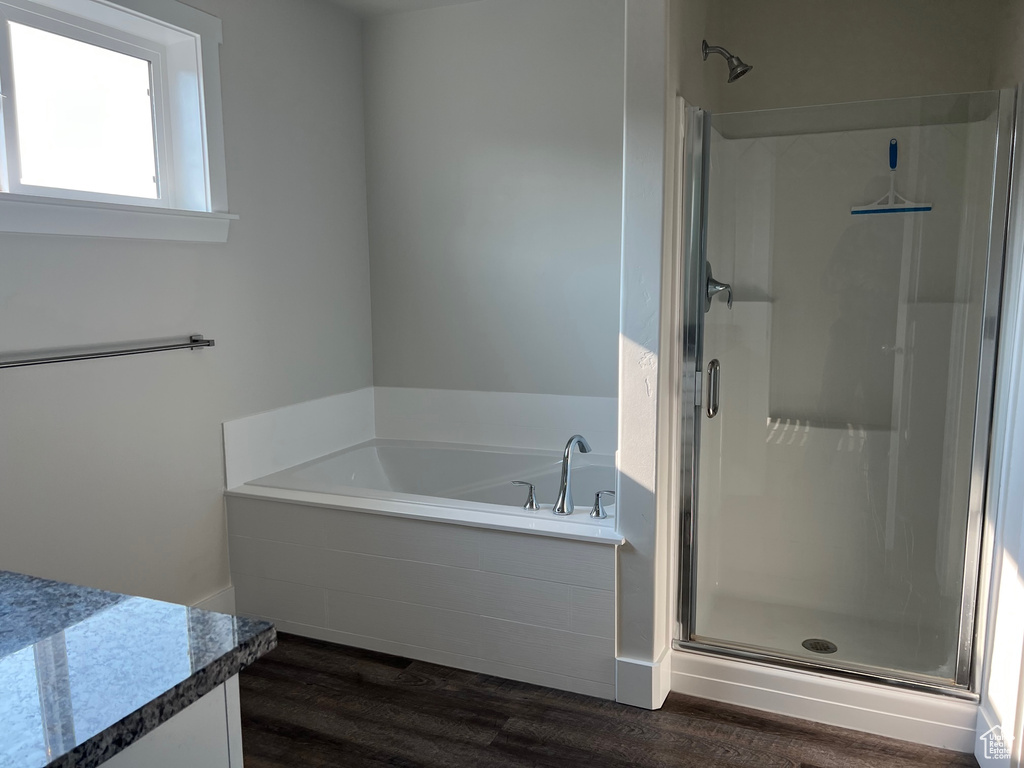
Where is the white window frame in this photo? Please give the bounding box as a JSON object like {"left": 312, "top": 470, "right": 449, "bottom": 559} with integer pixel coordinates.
{"left": 0, "top": 0, "right": 233, "bottom": 241}
{"left": 0, "top": 3, "right": 172, "bottom": 207}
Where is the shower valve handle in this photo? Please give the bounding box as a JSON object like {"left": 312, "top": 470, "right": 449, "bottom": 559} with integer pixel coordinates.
{"left": 511, "top": 481, "right": 540, "bottom": 511}
{"left": 705, "top": 263, "right": 733, "bottom": 312}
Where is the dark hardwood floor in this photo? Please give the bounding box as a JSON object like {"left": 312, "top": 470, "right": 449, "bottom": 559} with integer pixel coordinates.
{"left": 239, "top": 633, "right": 978, "bottom": 768}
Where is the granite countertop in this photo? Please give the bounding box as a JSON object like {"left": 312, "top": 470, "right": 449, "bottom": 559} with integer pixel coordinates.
{"left": 0, "top": 571, "right": 276, "bottom": 768}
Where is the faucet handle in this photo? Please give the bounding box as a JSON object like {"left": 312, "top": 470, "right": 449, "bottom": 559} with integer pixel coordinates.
{"left": 511, "top": 481, "right": 540, "bottom": 511}
{"left": 590, "top": 490, "right": 615, "bottom": 519}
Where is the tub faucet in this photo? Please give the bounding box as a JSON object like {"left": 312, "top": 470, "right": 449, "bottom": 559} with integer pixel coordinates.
{"left": 552, "top": 434, "right": 591, "bottom": 515}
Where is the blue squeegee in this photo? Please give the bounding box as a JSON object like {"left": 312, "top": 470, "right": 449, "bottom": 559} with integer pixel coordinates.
{"left": 851, "top": 138, "right": 932, "bottom": 215}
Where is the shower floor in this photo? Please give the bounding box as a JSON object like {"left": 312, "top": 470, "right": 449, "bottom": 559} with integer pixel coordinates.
{"left": 694, "top": 594, "right": 957, "bottom": 684}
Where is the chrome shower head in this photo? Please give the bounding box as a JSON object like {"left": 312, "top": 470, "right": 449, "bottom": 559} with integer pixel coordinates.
{"left": 726, "top": 57, "right": 753, "bottom": 83}
{"left": 702, "top": 40, "right": 752, "bottom": 83}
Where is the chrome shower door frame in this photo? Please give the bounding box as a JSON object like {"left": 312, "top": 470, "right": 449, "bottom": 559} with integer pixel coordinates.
{"left": 964, "top": 87, "right": 1018, "bottom": 690}
{"left": 675, "top": 104, "right": 710, "bottom": 646}
{"left": 673, "top": 88, "right": 1019, "bottom": 695}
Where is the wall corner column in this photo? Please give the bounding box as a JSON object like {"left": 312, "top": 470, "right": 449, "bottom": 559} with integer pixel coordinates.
{"left": 615, "top": 0, "right": 672, "bottom": 710}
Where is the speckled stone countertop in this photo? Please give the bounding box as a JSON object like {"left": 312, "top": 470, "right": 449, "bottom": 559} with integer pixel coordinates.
{"left": 0, "top": 570, "right": 276, "bottom": 768}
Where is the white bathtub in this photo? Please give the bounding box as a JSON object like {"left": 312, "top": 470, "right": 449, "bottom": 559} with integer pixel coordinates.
{"left": 241, "top": 439, "right": 619, "bottom": 540}
{"left": 226, "top": 439, "right": 622, "bottom": 698}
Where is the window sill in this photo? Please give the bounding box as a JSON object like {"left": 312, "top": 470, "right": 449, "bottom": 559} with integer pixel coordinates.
{"left": 0, "top": 193, "right": 237, "bottom": 242}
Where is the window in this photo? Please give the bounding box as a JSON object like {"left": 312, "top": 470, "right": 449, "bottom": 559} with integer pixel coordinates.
{"left": 6, "top": 19, "right": 160, "bottom": 202}
{"left": 0, "top": 0, "right": 233, "bottom": 241}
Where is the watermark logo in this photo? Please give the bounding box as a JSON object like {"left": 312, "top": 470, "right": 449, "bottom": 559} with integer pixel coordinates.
{"left": 980, "top": 724, "right": 1013, "bottom": 761}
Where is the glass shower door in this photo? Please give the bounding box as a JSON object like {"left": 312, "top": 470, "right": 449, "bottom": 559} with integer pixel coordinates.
{"left": 680, "top": 90, "right": 1015, "bottom": 689}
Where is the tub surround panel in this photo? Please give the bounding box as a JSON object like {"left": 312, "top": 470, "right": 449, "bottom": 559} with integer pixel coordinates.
{"left": 223, "top": 387, "right": 375, "bottom": 488}
{"left": 570, "top": 586, "right": 618, "bottom": 638}
{"left": 229, "top": 535, "right": 615, "bottom": 636}
{"left": 231, "top": 572, "right": 327, "bottom": 627}
{"left": 228, "top": 497, "right": 617, "bottom": 697}
{"left": 225, "top": 496, "right": 332, "bottom": 548}
{"left": 223, "top": 387, "right": 618, "bottom": 490}
{"left": 479, "top": 616, "right": 614, "bottom": 683}
{"left": 327, "top": 592, "right": 482, "bottom": 658}
{"left": 475, "top": 573, "right": 574, "bottom": 632}
{"left": 229, "top": 536, "right": 326, "bottom": 587}
{"left": 320, "top": 503, "right": 483, "bottom": 566}
{"left": 0, "top": 570, "right": 276, "bottom": 768}
{"left": 322, "top": 552, "right": 546, "bottom": 623}
{"left": 476, "top": 529, "right": 615, "bottom": 590}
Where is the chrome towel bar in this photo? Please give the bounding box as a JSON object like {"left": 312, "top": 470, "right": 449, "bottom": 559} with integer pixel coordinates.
{"left": 0, "top": 334, "right": 214, "bottom": 370}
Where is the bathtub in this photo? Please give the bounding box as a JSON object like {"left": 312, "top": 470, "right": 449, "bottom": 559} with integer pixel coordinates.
{"left": 239, "top": 439, "right": 620, "bottom": 540}
{"left": 226, "top": 439, "right": 622, "bottom": 699}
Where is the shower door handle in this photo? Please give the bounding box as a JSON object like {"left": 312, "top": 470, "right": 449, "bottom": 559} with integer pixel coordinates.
{"left": 706, "top": 359, "right": 720, "bottom": 418}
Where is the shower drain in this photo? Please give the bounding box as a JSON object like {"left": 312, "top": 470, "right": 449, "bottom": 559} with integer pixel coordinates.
{"left": 802, "top": 638, "right": 838, "bottom": 654}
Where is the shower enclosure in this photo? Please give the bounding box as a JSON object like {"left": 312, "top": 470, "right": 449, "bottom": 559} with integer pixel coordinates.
{"left": 675, "top": 89, "right": 1016, "bottom": 692}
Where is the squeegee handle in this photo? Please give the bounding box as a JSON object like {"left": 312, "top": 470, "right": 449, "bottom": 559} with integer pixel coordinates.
{"left": 890, "top": 138, "right": 898, "bottom": 171}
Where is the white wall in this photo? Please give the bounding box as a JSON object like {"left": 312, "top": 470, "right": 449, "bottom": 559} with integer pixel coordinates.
{"left": 669, "top": 0, "right": 717, "bottom": 112}
{"left": 362, "top": 0, "right": 624, "bottom": 397}
{"left": 993, "top": 0, "right": 1024, "bottom": 88}
{"left": 704, "top": 0, "right": 1001, "bottom": 114}
{"left": 976, "top": 38, "right": 1024, "bottom": 762}
{"left": 974, "top": 89, "right": 1024, "bottom": 765}
{"left": 0, "top": 0, "right": 374, "bottom": 605}
{"left": 614, "top": 0, "right": 674, "bottom": 708}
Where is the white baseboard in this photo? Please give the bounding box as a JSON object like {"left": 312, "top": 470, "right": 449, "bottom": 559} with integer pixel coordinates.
{"left": 616, "top": 647, "right": 673, "bottom": 709}
{"left": 194, "top": 585, "right": 236, "bottom": 614}
{"left": 672, "top": 650, "right": 977, "bottom": 751}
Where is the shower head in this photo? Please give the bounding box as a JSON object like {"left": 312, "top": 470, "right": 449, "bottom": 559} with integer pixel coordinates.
{"left": 702, "top": 40, "right": 753, "bottom": 83}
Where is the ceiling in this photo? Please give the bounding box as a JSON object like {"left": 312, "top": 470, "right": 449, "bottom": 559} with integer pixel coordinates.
{"left": 331, "top": 0, "right": 482, "bottom": 18}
